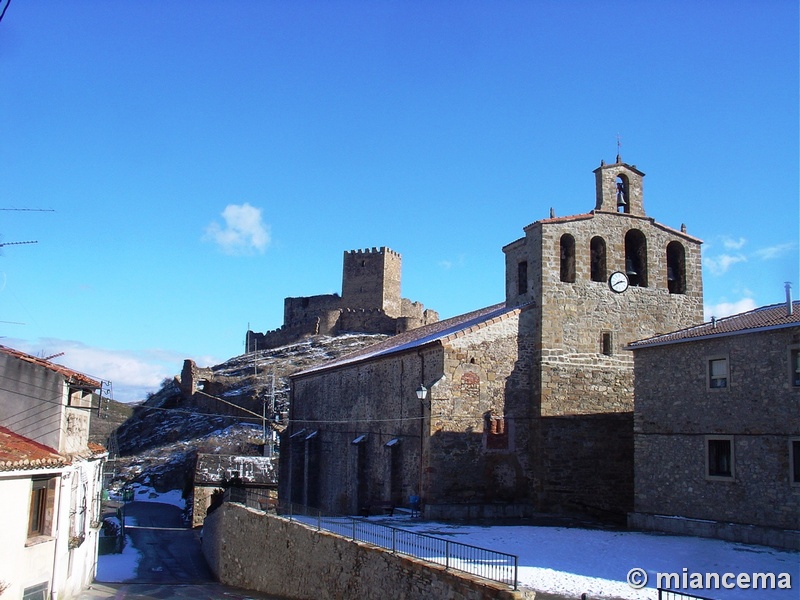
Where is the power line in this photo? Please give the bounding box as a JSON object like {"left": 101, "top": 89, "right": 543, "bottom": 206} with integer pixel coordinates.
{"left": 0, "top": 0, "right": 11, "bottom": 25}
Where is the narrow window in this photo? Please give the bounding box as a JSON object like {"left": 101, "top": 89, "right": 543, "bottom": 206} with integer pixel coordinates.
{"left": 560, "top": 234, "right": 576, "bottom": 283}
{"left": 590, "top": 236, "right": 607, "bottom": 282}
{"left": 601, "top": 331, "right": 613, "bottom": 356}
{"left": 517, "top": 261, "right": 528, "bottom": 295}
{"left": 708, "top": 357, "right": 728, "bottom": 389}
{"left": 624, "top": 229, "right": 648, "bottom": 287}
{"left": 791, "top": 440, "right": 800, "bottom": 485}
{"left": 666, "top": 241, "right": 686, "bottom": 294}
{"left": 706, "top": 437, "right": 734, "bottom": 479}
{"left": 484, "top": 412, "right": 509, "bottom": 450}
{"left": 790, "top": 347, "right": 800, "bottom": 388}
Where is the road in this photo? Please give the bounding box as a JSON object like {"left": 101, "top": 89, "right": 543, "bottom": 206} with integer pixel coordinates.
{"left": 79, "top": 501, "right": 288, "bottom": 600}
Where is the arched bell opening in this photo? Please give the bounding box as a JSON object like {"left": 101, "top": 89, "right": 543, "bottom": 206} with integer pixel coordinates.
{"left": 625, "top": 229, "right": 648, "bottom": 287}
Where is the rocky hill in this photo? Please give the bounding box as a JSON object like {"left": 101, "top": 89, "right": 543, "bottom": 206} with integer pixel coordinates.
{"left": 101, "top": 333, "right": 387, "bottom": 496}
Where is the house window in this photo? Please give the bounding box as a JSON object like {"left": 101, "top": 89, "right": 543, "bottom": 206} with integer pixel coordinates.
{"left": 590, "top": 236, "right": 607, "bottom": 282}
{"left": 708, "top": 357, "right": 729, "bottom": 389}
{"left": 517, "top": 261, "right": 528, "bottom": 295}
{"left": 790, "top": 347, "right": 800, "bottom": 388}
{"left": 706, "top": 436, "right": 734, "bottom": 479}
{"left": 791, "top": 439, "right": 800, "bottom": 485}
{"left": 28, "top": 477, "right": 57, "bottom": 539}
{"left": 601, "top": 331, "right": 613, "bottom": 356}
{"left": 22, "top": 583, "right": 49, "bottom": 600}
{"left": 560, "top": 234, "right": 575, "bottom": 283}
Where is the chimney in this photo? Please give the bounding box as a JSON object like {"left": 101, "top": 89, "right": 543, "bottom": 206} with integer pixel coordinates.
{"left": 786, "top": 282, "right": 793, "bottom": 316}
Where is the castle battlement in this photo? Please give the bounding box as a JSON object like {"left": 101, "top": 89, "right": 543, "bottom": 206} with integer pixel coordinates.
{"left": 246, "top": 248, "right": 438, "bottom": 351}
{"left": 345, "top": 246, "right": 400, "bottom": 258}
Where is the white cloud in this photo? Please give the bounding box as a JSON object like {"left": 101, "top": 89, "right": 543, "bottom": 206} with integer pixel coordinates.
{"left": 722, "top": 236, "right": 747, "bottom": 250}
{"left": 754, "top": 242, "right": 796, "bottom": 261}
{"left": 3, "top": 338, "right": 221, "bottom": 403}
{"left": 204, "top": 203, "right": 270, "bottom": 255}
{"left": 704, "top": 297, "right": 757, "bottom": 321}
{"left": 703, "top": 253, "right": 746, "bottom": 276}
{"left": 438, "top": 255, "right": 465, "bottom": 270}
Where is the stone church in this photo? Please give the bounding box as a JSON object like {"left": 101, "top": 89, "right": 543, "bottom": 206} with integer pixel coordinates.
{"left": 280, "top": 157, "right": 704, "bottom": 521}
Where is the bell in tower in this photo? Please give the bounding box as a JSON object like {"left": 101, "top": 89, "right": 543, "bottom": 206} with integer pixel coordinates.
{"left": 593, "top": 159, "right": 646, "bottom": 216}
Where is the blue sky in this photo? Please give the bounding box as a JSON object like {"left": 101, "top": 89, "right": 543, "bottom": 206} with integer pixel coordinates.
{"left": 0, "top": 1, "right": 797, "bottom": 402}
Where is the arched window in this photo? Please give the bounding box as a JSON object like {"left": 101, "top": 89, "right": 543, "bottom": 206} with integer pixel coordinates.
{"left": 666, "top": 241, "right": 686, "bottom": 294}
{"left": 624, "top": 229, "right": 648, "bottom": 287}
{"left": 616, "top": 175, "right": 630, "bottom": 214}
{"left": 590, "top": 236, "right": 607, "bottom": 282}
{"left": 560, "top": 234, "right": 576, "bottom": 283}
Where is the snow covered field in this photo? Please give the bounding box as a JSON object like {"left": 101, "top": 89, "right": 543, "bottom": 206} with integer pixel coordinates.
{"left": 389, "top": 516, "right": 797, "bottom": 599}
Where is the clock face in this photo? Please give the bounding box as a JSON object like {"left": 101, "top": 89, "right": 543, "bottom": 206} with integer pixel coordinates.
{"left": 609, "top": 271, "right": 629, "bottom": 293}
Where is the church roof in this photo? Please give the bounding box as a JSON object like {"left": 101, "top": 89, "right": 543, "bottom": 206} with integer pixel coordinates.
{"left": 293, "top": 302, "right": 523, "bottom": 378}
{"left": 628, "top": 301, "right": 800, "bottom": 349}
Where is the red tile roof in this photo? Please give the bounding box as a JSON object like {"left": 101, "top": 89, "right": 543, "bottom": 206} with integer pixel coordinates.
{"left": 0, "top": 345, "right": 101, "bottom": 388}
{"left": 628, "top": 301, "right": 800, "bottom": 349}
{"left": 293, "top": 302, "right": 526, "bottom": 378}
{"left": 0, "top": 426, "right": 68, "bottom": 471}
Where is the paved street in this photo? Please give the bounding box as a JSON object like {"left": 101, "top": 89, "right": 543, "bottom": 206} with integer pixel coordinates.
{"left": 81, "top": 501, "right": 288, "bottom": 600}
{"left": 78, "top": 582, "right": 290, "bottom": 600}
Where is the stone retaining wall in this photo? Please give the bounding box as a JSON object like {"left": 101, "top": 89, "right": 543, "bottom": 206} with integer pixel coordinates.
{"left": 203, "top": 502, "right": 535, "bottom": 600}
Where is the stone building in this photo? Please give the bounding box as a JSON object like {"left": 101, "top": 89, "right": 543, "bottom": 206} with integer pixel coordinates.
{"left": 628, "top": 298, "right": 800, "bottom": 549}
{"left": 246, "top": 247, "right": 439, "bottom": 351}
{"left": 281, "top": 157, "right": 705, "bottom": 521}
{"left": 192, "top": 453, "right": 277, "bottom": 527}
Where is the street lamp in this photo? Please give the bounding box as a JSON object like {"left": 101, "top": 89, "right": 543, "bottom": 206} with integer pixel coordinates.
{"left": 414, "top": 383, "right": 428, "bottom": 518}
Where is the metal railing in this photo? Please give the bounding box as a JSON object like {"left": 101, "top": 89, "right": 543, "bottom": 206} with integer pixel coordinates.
{"left": 275, "top": 502, "right": 518, "bottom": 590}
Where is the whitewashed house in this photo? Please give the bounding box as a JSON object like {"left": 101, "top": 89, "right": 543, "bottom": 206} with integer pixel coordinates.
{"left": 0, "top": 346, "right": 107, "bottom": 600}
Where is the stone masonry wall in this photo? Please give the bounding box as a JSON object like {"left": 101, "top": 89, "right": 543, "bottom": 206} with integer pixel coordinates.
{"left": 631, "top": 327, "right": 800, "bottom": 540}
{"left": 203, "top": 502, "right": 533, "bottom": 600}
{"left": 425, "top": 310, "right": 533, "bottom": 515}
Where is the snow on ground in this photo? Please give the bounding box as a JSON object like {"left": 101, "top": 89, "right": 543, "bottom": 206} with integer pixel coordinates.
{"left": 384, "top": 515, "right": 798, "bottom": 599}
{"left": 95, "top": 535, "right": 141, "bottom": 583}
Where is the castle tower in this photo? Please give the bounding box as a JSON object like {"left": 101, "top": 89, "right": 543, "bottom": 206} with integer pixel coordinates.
{"left": 341, "top": 247, "right": 402, "bottom": 317}
{"left": 503, "top": 157, "right": 704, "bottom": 515}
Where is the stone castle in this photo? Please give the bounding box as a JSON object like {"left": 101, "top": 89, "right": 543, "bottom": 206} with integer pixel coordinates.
{"left": 245, "top": 247, "right": 439, "bottom": 352}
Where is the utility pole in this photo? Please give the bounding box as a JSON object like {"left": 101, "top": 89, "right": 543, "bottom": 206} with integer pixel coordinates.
{"left": 268, "top": 372, "right": 276, "bottom": 458}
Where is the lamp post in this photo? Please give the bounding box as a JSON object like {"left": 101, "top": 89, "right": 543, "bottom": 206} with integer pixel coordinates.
{"left": 415, "top": 384, "right": 428, "bottom": 517}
